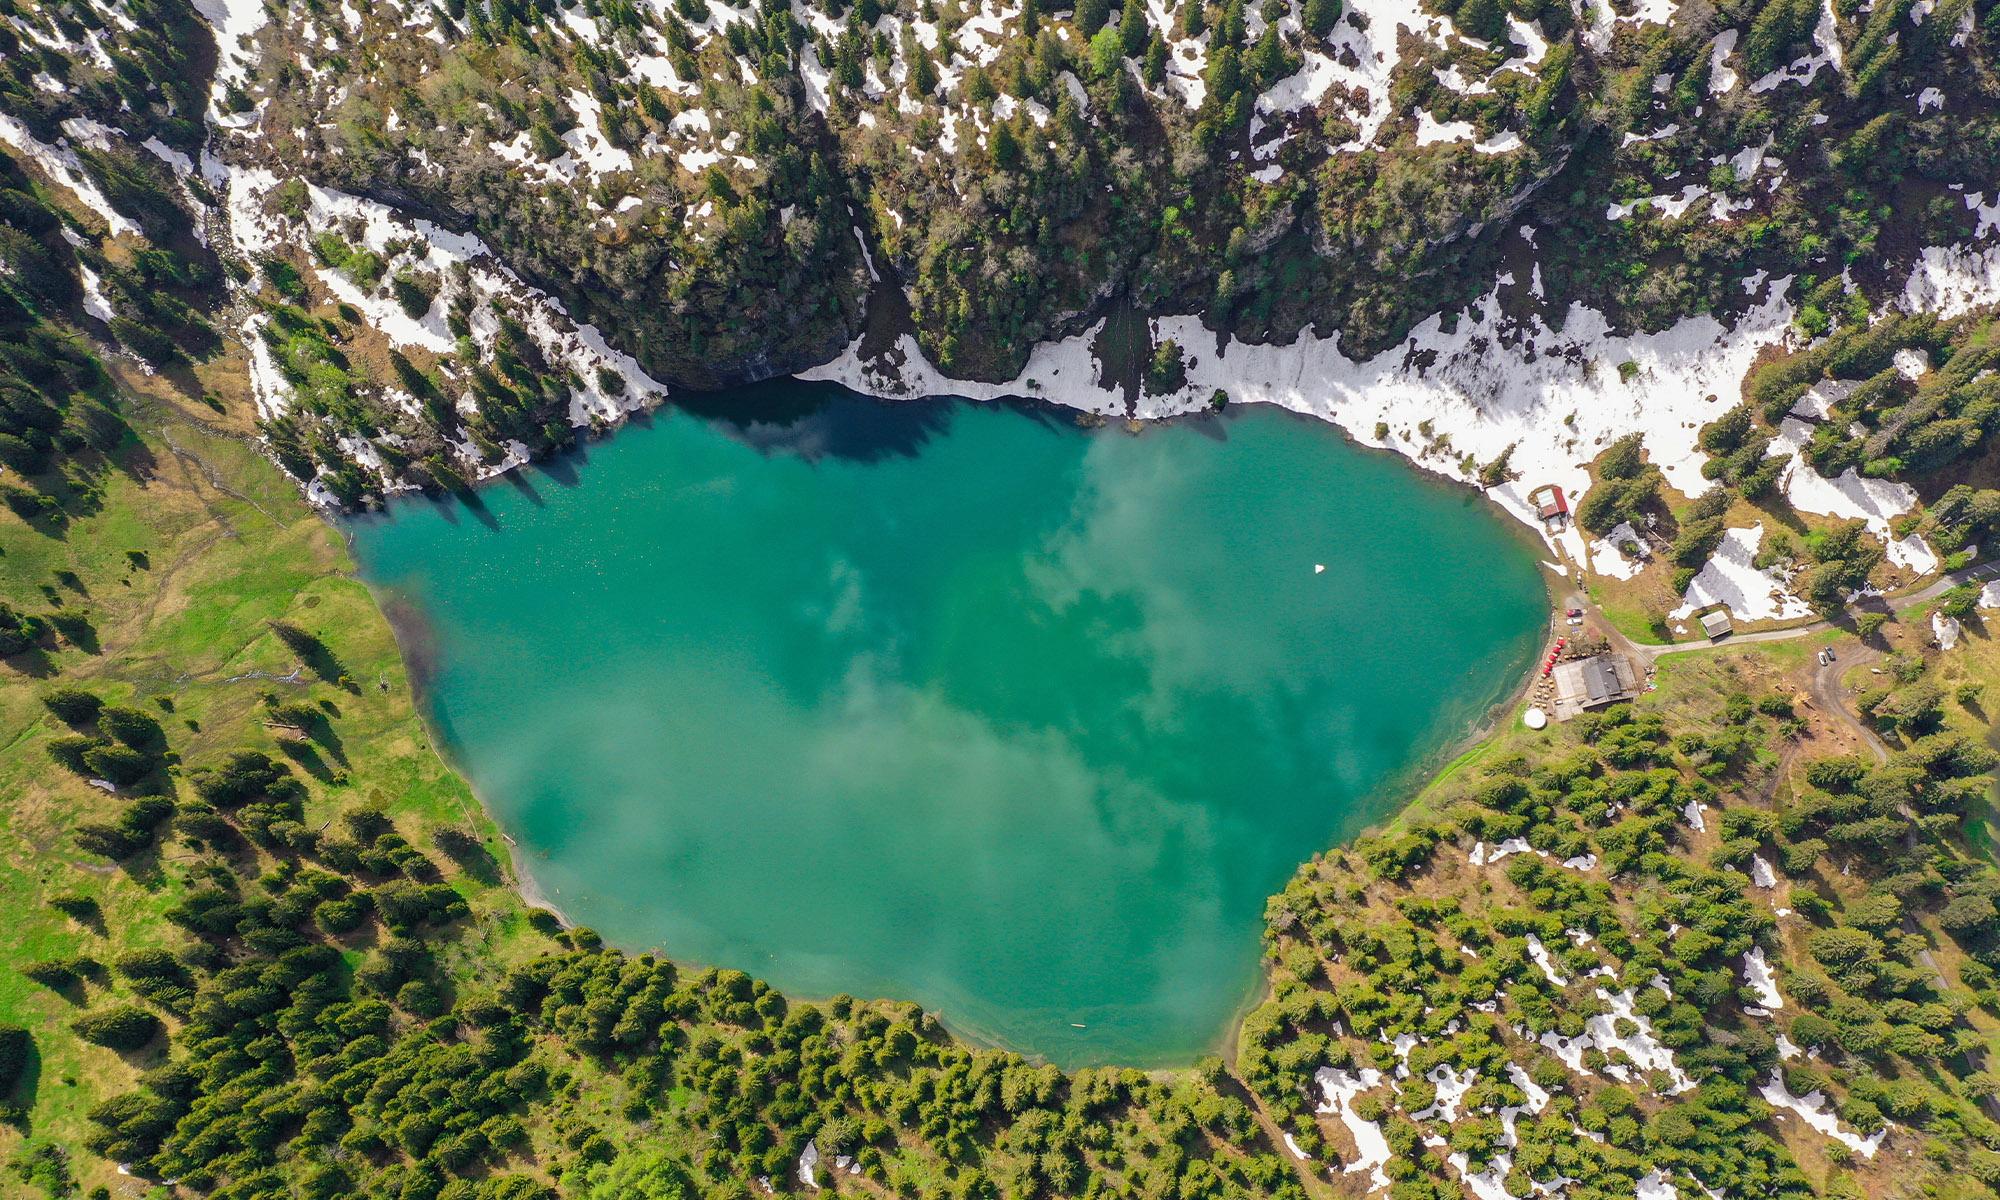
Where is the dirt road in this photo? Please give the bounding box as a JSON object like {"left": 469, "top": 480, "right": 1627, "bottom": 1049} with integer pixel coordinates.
{"left": 1606, "top": 560, "right": 2000, "bottom": 664}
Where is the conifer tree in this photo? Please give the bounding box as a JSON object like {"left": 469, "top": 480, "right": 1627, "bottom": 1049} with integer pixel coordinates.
{"left": 990, "top": 119, "right": 1023, "bottom": 168}
{"left": 1120, "top": 0, "right": 1149, "bottom": 53}
{"left": 1216, "top": 0, "right": 1244, "bottom": 44}
{"left": 1247, "top": 23, "right": 1284, "bottom": 86}
{"left": 1143, "top": 31, "right": 1168, "bottom": 83}
{"left": 1457, "top": 0, "right": 1502, "bottom": 41}
{"left": 1744, "top": 0, "right": 1818, "bottom": 75}
{"left": 1053, "top": 87, "right": 1087, "bottom": 140}
{"left": 909, "top": 46, "right": 940, "bottom": 98}
{"left": 1202, "top": 42, "right": 1240, "bottom": 105}
{"left": 638, "top": 86, "right": 670, "bottom": 123}
{"left": 1301, "top": 0, "right": 1338, "bottom": 36}
{"left": 963, "top": 63, "right": 998, "bottom": 102}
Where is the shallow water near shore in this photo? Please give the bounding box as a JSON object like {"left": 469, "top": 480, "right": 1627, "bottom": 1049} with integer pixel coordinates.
{"left": 347, "top": 384, "right": 1546, "bottom": 1066}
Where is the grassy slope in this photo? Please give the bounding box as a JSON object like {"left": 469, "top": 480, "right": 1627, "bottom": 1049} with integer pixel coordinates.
{"left": 0, "top": 364, "right": 546, "bottom": 1195}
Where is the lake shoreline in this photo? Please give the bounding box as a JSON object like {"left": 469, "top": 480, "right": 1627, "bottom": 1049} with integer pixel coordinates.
{"left": 384, "top": 578, "right": 1551, "bottom": 1074}
{"left": 346, "top": 400, "right": 1554, "bottom": 1071}
{"left": 360, "top": 573, "right": 581, "bottom": 933}
{"left": 341, "top": 270, "right": 1761, "bottom": 575}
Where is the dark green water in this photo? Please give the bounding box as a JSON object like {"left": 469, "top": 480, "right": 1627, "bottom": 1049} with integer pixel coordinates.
{"left": 347, "top": 385, "right": 1546, "bottom": 1066}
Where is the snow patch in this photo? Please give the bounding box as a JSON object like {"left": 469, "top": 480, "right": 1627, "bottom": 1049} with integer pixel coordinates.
{"left": 1314, "top": 1066, "right": 1391, "bottom": 1192}
{"left": 1901, "top": 243, "right": 2000, "bottom": 318}
{"left": 0, "top": 115, "right": 140, "bottom": 237}
{"left": 1670, "top": 525, "right": 1811, "bottom": 624}
{"left": 1526, "top": 934, "right": 1568, "bottom": 987}
{"left": 1743, "top": 946, "right": 1783, "bottom": 1009}
{"left": 1750, "top": 855, "right": 1777, "bottom": 888}
{"left": 1590, "top": 522, "right": 1647, "bottom": 580}
{"left": 1760, "top": 1071, "right": 1887, "bottom": 1157}
{"left": 78, "top": 264, "right": 115, "bottom": 323}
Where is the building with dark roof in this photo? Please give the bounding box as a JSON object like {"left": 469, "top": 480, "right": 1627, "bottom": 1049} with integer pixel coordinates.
{"left": 1549, "top": 652, "right": 1641, "bottom": 720}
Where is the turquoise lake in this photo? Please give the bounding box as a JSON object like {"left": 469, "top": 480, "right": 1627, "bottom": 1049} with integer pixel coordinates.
{"left": 346, "top": 385, "right": 1547, "bottom": 1066}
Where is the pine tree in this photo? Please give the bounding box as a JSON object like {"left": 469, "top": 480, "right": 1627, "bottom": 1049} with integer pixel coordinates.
{"left": 1077, "top": 0, "right": 1110, "bottom": 35}
{"left": 1525, "top": 42, "right": 1571, "bottom": 127}
{"left": 1248, "top": 24, "right": 1284, "bottom": 87}
{"left": 637, "top": 86, "right": 670, "bottom": 123}
{"left": 703, "top": 166, "right": 738, "bottom": 204}
{"left": 1301, "top": 0, "right": 1339, "bottom": 37}
{"left": 1112, "top": 61, "right": 1142, "bottom": 110}
{"left": 1202, "top": 43, "right": 1240, "bottom": 106}
{"left": 1006, "top": 55, "right": 1033, "bottom": 98}
{"left": 1180, "top": 0, "right": 1206, "bottom": 37}
{"left": 835, "top": 42, "right": 865, "bottom": 89}
{"left": 963, "top": 63, "right": 998, "bottom": 102}
{"left": 990, "top": 119, "right": 1023, "bottom": 168}
{"left": 1744, "top": 0, "right": 1817, "bottom": 75}
{"left": 1143, "top": 32, "right": 1168, "bottom": 83}
{"left": 1035, "top": 27, "right": 1067, "bottom": 82}
{"left": 909, "top": 47, "right": 940, "bottom": 98}
{"left": 1053, "top": 88, "right": 1087, "bottom": 141}
{"left": 1217, "top": 0, "right": 1244, "bottom": 44}
{"left": 1120, "top": 0, "right": 1149, "bottom": 53}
